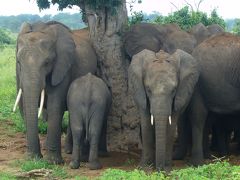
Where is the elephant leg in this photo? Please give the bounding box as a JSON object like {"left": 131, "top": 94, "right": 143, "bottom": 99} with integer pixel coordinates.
{"left": 165, "top": 113, "right": 178, "bottom": 170}
{"left": 139, "top": 109, "right": 154, "bottom": 167}
{"left": 64, "top": 121, "right": 73, "bottom": 154}
{"left": 190, "top": 90, "right": 208, "bottom": 166}
{"left": 173, "top": 112, "right": 190, "bottom": 160}
{"left": 69, "top": 113, "right": 83, "bottom": 169}
{"left": 98, "top": 118, "right": 109, "bottom": 157}
{"left": 88, "top": 110, "right": 104, "bottom": 170}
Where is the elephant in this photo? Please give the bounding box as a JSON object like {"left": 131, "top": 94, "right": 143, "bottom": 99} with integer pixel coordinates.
{"left": 124, "top": 23, "right": 196, "bottom": 57}
{"left": 185, "top": 33, "right": 240, "bottom": 165}
{"left": 128, "top": 48, "right": 199, "bottom": 170}
{"left": 189, "top": 23, "right": 224, "bottom": 45}
{"left": 67, "top": 73, "right": 111, "bottom": 170}
{"left": 13, "top": 21, "right": 97, "bottom": 163}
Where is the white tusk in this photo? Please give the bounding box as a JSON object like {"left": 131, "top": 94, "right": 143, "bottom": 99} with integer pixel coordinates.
{"left": 151, "top": 114, "right": 154, "bottom": 125}
{"left": 13, "top": 89, "right": 22, "bottom": 112}
{"left": 169, "top": 116, "right": 172, "bottom": 125}
{"left": 38, "top": 89, "right": 45, "bottom": 118}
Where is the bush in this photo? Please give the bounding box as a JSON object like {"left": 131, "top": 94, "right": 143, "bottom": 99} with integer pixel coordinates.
{"left": 0, "top": 28, "right": 16, "bottom": 45}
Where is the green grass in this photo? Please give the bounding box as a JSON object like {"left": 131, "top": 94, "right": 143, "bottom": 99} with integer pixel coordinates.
{"left": 0, "top": 172, "right": 17, "bottom": 180}
{"left": 97, "top": 161, "right": 240, "bottom": 180}
{"left": 14, "top": 159, "right": 69, "bottom": 179}
{"left": 0, "top": 46, "right": 68, "bottom": 134}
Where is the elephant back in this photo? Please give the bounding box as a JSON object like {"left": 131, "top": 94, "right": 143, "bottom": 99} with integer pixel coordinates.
{"left": 124, "top": 23, "right": 166, "bottom": 57}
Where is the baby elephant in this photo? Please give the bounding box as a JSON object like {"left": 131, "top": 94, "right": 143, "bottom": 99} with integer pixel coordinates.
{"left": 67, "top": 73, "right": 111, "bottom": 170}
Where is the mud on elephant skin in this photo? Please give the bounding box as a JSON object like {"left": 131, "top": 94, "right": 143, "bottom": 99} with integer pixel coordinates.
{"left": 14, "top": 21, "right": 97, "bottom": 163}
{"left": 128, "top": 49, "right": 199, "bottom": 171}
{"left": 67, "top": 73, "right": 112, "bottom": 170}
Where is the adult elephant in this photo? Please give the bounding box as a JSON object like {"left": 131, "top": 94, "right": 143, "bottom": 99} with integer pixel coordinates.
{"left": 13, "top": 21, "right": 97, "bottom": 163}
{"left": 124, "top": 23, "right": 196, "bottom": 57}
{"left": 188, "top": 33, "right": 240, "bottom": 165}
{"left": 128, "top": 49, "right": 199, "bottom": 170}
{"left": 189, "top": 23, "right": 224, "bottom": 45}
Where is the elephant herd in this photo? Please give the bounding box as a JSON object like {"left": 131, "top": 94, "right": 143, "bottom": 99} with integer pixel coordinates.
{"left": 12, "top": 20, "right": 240, "bottom": 171}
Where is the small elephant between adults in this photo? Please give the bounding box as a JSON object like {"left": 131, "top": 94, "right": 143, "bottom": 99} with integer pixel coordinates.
{"left": 67, "top": 73, "right": 111, "bottom": 170}
{"left": 14, "top": 21, "right": 97, "bottom": 163}
{"left": 128, "top": 49, "right": 199, "bottom": 171}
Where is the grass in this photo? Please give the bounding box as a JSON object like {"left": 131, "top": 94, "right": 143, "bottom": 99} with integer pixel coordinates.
{"left": 14, "top": 159, "right": 69, "bottom": 179}
{"left": 98, "top": 161, "right": 240, "bottom": 180}
{"left": 0, "top": 172, "right": 17, "bottom": 180}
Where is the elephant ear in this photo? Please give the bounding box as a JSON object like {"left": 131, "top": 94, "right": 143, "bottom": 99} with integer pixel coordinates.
{"left": 19, "top": 22, "right": 32, "bottom": 34}
{"left": 128, "top": 51, "right": 149, "bottom": 110}
{"left": 50, "top": 25, "right": 76, "bottom": 86}
{"left": 172, "top": 49, "right": 199, "bottom": 112}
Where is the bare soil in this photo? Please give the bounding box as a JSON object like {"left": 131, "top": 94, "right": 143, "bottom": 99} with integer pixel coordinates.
{"left": 1, "top": 120, "right": 240, "bottom": 179}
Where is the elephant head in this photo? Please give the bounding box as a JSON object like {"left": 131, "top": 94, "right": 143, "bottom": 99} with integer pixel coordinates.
{"left": 14, "top": 21, "right": 76, "bottom": 157}
{"left": 128, "top": 49, "right": 199, "bottom": 170}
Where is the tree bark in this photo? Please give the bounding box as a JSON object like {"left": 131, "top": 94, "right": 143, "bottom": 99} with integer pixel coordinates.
{"left": 80, "top": 1, "right": 140, "bottom": 152}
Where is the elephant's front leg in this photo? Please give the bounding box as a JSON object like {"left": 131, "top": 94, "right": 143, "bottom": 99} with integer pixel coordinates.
{"left": 139, "top": 108, "right": 155, "bottom": 167}
{"left": 165, "top": 114, "right": 178, "bottom": 170}
{"left": 46, "top": 85, "right": 68, "bottom": 164}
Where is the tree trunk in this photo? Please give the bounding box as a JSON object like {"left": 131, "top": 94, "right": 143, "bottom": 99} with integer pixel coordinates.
{"left": 80, "top": 1, "right": 140, "bottom": 152}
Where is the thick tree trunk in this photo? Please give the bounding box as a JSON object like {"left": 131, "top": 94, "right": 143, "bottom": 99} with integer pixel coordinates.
{"left": 80, "top": 1, "right": 140, "bottom": 152}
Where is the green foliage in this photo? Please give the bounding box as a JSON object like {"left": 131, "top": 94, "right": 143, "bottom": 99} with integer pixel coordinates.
{"left": 37, "top": 0, "right": 122, "bottom": 13}
{"left": 153, "top": 6, "right": 226, "bottom": 31}
{"left": 0, "top": 172, "right": 16, "bottom": 180}
{"left": 15, "top": 159, "right": 69, "bottom": 179}
{"left": 0, "top": 28, "right": 16, "bottom": 45}
{"left": 98, "top": 169, "right": 165, "bottom": 180}
{"left": 0, "top": 13, "right": 85, "bottom": 33}
{"left": 128, "top": 11, "right": 146, "bottom": 25}
{"left": 97, "top": 161, "right": 240, "bottom": 180}
{"left": 232, "top": 19, "right": 240, "bottom": 35}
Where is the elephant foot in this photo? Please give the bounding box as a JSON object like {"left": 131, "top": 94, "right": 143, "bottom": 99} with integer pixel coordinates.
{"left": 190, "top": 157, "right": 204, "bottom": 166}
{"left": 80, "top": 154, "right": 89, "bottom": 162}
{"left": 70, "top": 160, "right": 80, "bottom": 169}
{"left": 156, "top": 165, "right": 171, "bottom": 173}
{"left": 139, "top": 157, "right": 154, "bottom": 168}
{"left": 88, "top": 160, "right": 102, "bottom": 170}
{"left": 46, "top": 150, "right": 64, "bottom": 164}
{"left": 27, "top": 151, "right": 43, "bottom": 160}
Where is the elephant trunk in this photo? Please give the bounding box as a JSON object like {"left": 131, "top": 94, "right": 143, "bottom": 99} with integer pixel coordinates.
{"left": 155, "top": 115, "right": 168, "bottom": 170}
{"left": 22, "top": 75, "right": 43, "bottom": 158}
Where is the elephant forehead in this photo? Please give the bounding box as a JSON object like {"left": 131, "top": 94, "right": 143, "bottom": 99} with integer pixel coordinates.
{"left": 146, "top": 62, "right": 177, "bottom": 85}
{"left": 21, "top": 32, "right": 51, "bottom": 43}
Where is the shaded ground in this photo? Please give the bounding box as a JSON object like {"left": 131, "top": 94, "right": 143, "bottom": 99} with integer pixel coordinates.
{"left": 1, "top": 120, "right": 240, "bottom": 179}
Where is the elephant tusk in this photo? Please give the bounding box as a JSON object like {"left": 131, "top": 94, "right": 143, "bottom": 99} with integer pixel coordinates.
{"left": 38, "top": 89, "right": 45, "bottom": 118}
{"left": 13, "top": 89, "right": 22, "bottom": 112}
{"left": 151, "top": 114, "right": 154, "bottom": 125}
{"left": 169, "top": 116, "right": 172, "bottom": 125}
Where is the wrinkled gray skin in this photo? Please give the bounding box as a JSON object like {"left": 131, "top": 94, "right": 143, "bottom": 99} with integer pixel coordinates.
{"left": 16, "top": 21, "right": 97, "bottom": 163}
{"left": 124, "top": 23, "right": 196, "bottom": 57}
{"left": 174, "top": 23, "right": 225, "bottom": 160}
{"left": 128, "top": 49, "right": 199, "bottom": 170}
{"left": 189, "top": 23, "right": 224, "bottom": 45}
{"left": 186, "top": 33, "right": 240, "bottom": 165}
{"left": 67, "top": 73, "right": 111, "bottom": 170}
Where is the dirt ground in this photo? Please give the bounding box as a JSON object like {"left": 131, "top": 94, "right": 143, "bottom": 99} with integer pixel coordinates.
{"left": 1, "top": 120, "right": 240, "bottom": 179}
